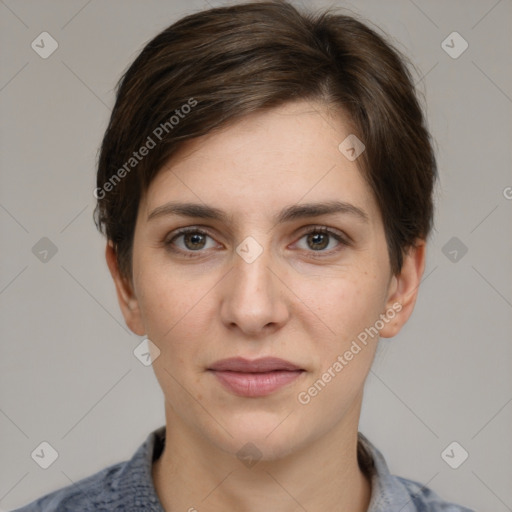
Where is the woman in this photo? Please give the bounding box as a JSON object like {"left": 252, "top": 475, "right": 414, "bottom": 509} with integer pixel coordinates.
{"left": 15, "top": 1, "right": 475, "bottom": 510}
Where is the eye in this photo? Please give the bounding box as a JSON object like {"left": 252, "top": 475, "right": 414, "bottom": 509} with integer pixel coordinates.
{"left": 294, "top": 226, "right": 348, "bottom": 253}
{"left": 165, "top": 228, "right": 219, "bottom": 254}
{"left": 164, "top": 225, "right": 349, "bottom": 258}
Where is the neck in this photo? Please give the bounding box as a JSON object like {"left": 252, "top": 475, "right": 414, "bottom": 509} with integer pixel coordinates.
{"left": 152, "top": 401, "right": 372, "bottom": 512}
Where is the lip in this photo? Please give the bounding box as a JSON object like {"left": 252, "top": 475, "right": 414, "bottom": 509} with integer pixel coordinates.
{"left": 208, "top": 357, "right": 305, "bottom": 397}
{"left": 209, "top": 357, "right": 302, "bottom": 373}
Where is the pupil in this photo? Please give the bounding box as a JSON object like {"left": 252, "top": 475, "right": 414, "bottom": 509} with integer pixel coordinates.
{"left": 185, "top": 233, "right": 205, "bottom": 249}
{"left": 308, "top": 233, "right": 328, "bottom": 250}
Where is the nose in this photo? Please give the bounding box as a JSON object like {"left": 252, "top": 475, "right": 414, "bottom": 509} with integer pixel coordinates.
{"left": 219, "top": 243, "right": 290, "bottom": 338}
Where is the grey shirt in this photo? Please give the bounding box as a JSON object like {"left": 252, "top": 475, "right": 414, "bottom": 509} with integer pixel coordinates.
{"left": 13, "top": 426, "right": 475, "bottom": 511}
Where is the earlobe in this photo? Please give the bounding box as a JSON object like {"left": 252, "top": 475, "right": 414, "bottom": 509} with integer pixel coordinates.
{"left": 105, "top": 242, "right": 146, "bottom": 336}
{"left": 380, "top": 241, "right": 426, "bottom": 339}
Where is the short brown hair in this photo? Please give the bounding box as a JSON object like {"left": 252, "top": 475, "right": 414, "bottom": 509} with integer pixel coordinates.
{"left": 94, "top": 0, "right": 437, "bottom": 279}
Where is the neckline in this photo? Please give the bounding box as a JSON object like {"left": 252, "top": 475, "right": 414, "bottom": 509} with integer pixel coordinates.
{"left": 150, "top": 425, "right": 375, "bottom": 478}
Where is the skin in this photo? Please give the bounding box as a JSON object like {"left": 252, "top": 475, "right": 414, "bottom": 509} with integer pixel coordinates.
{"left": 106, "top": 100, "right": 425, "bottom": 512}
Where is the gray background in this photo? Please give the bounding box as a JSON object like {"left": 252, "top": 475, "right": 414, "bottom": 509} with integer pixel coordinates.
{"left": 1, "top": 0, "right": 511, "bottom": 510}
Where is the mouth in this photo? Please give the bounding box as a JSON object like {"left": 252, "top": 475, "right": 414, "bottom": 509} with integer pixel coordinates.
{"left": 207, "top": 357, "right": 305, "bottom": 397}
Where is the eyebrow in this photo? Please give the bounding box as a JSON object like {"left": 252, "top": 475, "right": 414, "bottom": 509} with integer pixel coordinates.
{"left": 147, "top": 200, "right": 369, "bottom": 224}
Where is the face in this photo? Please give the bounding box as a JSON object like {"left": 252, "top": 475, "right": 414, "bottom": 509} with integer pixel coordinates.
{"left": 109, "top": 100, "right": 424, "bottom": 460}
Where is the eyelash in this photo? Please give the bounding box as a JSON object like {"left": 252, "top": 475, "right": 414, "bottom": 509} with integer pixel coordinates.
{"left": 164, "top": 225, "right": 350, "bottom": 259}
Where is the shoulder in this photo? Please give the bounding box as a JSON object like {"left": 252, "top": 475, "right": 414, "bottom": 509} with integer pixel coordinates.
{"left": 395, "top": 475, "right": 476, "bottom": 512}
{"left": 12, "top": 426, "right": 166, "bottom": 512}
{"left": 11, "top": 462, "right": 127, "bottom": 511}
{"left": 357, "top": 432, "right": 477, "bottom": 512}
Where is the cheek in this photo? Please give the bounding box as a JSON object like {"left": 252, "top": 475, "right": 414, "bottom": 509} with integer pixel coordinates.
{"left": 293, "top": 271, "right": 387, "bottom": 419}
{"left": 293, "top": 265, "right": 388, "bottom": 345}
{"left": 134, "top": 262, "right": 215, "bottom": 351}
{"left": 135, "top": 268, "right": 216, "bottom": 404}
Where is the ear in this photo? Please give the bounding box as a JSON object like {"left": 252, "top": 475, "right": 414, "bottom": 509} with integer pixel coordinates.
{"left": 379, "top": 240, "right": 426, "bottom": 339}
{"left": 105, "top": 241, "right": 145, "bottom": 336}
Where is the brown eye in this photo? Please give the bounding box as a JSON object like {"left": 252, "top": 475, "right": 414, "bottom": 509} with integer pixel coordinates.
{"left": 182, "top": 232, "right": 207, "bottom": 250}
{"left": 306, "top": 232, "right": 330, "bottom": 251}
{"left": 295, "top": 226, "right": 348, "bottom": 254}
{"left": 166, "top": 228, "right": 218, "bottom": 254}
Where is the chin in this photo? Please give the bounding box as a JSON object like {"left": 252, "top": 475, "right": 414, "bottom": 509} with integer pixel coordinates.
{"left": 214, "top": 413, "right": 306, "bottom": 462}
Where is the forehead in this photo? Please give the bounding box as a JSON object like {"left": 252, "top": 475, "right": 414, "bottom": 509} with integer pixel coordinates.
{"left": 141, "top": 101, "right": 380, "bottom": 225}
